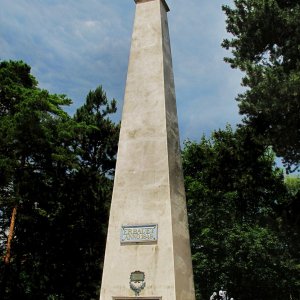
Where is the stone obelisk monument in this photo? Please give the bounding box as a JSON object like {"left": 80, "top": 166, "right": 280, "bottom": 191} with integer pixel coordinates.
{"left": 100, "top": 0, "right": 195, "bottom": 299}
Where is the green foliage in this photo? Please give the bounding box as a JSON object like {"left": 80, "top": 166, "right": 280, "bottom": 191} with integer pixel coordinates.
{"left": 222, "top": 0, "right": 300, "bottom": 171}
{"left": 74, "top": 86, "right": 119, "bottom": 176}
{"left": 285, "top": 175, "right": 300, "bottom": 196}
{"left": 0, "top": 60, "right": 119, "bottom": 299}
{"left": 183, "top": 125, "right": 300, "bottom": 300}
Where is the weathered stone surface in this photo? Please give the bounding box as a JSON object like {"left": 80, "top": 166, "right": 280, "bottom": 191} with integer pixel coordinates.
{"left": 99, "top": 1, "right": 195, "bottom": 299}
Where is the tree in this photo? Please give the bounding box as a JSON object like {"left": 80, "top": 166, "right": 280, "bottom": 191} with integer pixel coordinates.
{"left": 0, "top": 61, "right": 119, "bottom": 299}
{"left": 48, "top": 86, "right": 119, "bottom": 299}
{"left": 222, "top": 0, "right": 300, "bottom": 171}
{"left": 182, "top": 125, "right": 300, "bottom": 300}
{"left": 0, "top": 60, "right": 73, "bottom": 298}
{"left": 276, "top": 175, "right": 300, "bottom": 265}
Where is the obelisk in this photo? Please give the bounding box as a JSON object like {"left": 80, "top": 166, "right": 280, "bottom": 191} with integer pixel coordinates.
{"left": 100, "top": 0, "right": 195, "bottom": 299}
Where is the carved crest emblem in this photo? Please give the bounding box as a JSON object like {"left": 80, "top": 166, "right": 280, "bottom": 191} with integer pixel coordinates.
{"left": 129, "top": 271, "right": 146, "bottom": 296}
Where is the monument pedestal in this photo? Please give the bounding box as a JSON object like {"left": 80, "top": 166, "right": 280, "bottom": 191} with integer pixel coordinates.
{"left": 99, "top": 1, "right": 196, "bottom": 299}
{"left": 113, "top": 298, "right": 161, "bottom": 300}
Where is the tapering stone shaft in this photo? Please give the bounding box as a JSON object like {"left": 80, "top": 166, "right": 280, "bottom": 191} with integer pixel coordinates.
{"left": 100, "top": 0, "right": 195, "bottom": 299}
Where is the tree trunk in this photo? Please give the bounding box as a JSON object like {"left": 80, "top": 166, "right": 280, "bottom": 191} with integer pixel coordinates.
{"left": 4, "top": 205, "right": 17, "bottom": 264}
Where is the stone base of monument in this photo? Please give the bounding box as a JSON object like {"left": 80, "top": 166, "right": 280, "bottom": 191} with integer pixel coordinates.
{"left": 113, "top": 297, "right": 161, "bottom": 300}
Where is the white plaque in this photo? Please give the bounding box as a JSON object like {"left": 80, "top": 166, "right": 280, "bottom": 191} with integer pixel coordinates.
{"left": 120, "top": 224, "right": 158, "bottom": 244}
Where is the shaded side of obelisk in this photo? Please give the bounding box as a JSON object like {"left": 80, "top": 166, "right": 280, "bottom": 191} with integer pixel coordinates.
{"left": 100, "top": 0, "right": 196, "bottom": 299}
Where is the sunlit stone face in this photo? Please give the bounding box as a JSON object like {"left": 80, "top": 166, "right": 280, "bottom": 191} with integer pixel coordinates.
{"left": 99, "top": 1, "right": 195, "bottom": 299}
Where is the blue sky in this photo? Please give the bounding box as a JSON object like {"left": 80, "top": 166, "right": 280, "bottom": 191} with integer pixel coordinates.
{"left": 0, "top": 0, "right": 244, "bottom": 143}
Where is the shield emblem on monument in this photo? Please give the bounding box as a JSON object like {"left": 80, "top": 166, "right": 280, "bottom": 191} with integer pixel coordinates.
{"left": 130, "top": 271, "right": 146, "bottom": 296}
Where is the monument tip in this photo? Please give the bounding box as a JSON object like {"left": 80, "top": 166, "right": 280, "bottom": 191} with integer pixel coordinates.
{"left": 134, "top": 0, "right": 170, "bottom": 12}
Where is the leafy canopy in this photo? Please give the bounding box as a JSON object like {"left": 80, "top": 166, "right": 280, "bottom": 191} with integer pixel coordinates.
{"left": 0, "top": 60, "right": 119, "bottom": 300}
{"left": 183, "top": 125, "right": 299, "bottom": 300}
{"left": 222, "top": 0, "right": 300, "bottom": 171}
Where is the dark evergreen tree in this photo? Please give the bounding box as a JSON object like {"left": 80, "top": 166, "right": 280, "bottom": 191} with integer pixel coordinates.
{"left": 0, "top": 60, "right": 119, "bottom": 299}
{"left": 183, "top": 125, "right": 300, "bottom": 300}
{"left": 222, "top": 0, "right": 300, "bottom": 171}
{"left": 0, "top": 60, "right": 73, "bottom": 299}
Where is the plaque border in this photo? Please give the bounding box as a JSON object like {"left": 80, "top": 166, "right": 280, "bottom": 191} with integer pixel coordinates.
{"left": 120, "top": 224, "right": 158, "bottom": 245}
